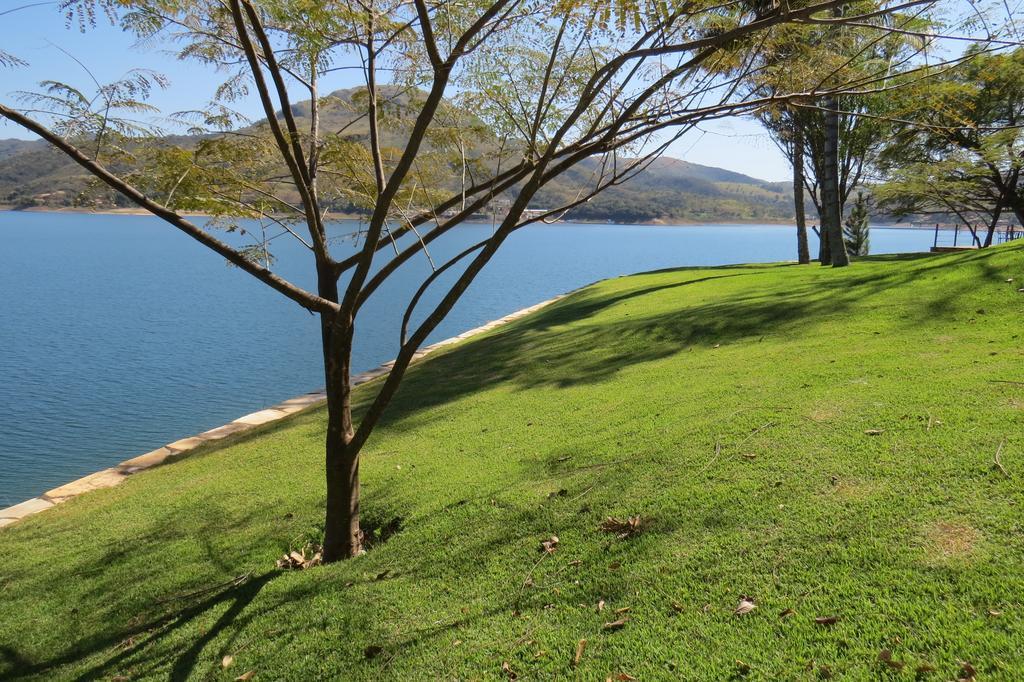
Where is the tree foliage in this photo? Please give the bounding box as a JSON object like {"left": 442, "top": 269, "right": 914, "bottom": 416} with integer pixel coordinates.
{"left": 876, "top": 47, "right": 1024, "bottom": 246}
{"left": 843, "top": 190, "right": 870, "bottom": 255}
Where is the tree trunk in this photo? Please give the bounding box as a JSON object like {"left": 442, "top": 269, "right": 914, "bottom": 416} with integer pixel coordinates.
{"left": 818, "top": 212, "right": 831, "bottom": 265}
{"left": 321, "top": 316, "right": 361, "bottom": 562}
{"left": 793, "top": 125, "right": 810, "bottom": 264}
{"left": 1005, "top": 195, "right": 1024, "bottom": 235}
{"left": 984, "top": 203, "right": 1002, "bottom": 248}
{"left": 809, "top": 140, "right": 830, "bottom": 264}
{"left": 821, "top": 91, "right": 849, "bottom": 267}
{"left": 318, "top": 271, "right": 362, "bottom": 563}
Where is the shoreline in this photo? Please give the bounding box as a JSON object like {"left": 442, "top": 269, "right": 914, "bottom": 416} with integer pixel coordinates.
{"left": 0, "top": 206, "right": 933, "bottom": 229}
{"left": 0, "top": 293, "right": 567, "bottom": 529}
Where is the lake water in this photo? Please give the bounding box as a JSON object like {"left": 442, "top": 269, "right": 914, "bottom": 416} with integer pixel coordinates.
{"left": 0, "top": 212, "right": 949, "bottom": 506}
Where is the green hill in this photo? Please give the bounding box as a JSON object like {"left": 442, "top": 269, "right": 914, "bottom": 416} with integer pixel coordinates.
{"left": 0, "top": 87, "right": 797, "bottom": 222}
{"left": 1, "top": 243, "right": 1022, "bottom": 679}
{"left": 535, "top": 156, "right": 794, "bottom": 223}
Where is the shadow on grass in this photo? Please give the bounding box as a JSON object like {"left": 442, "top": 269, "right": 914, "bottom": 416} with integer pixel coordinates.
{"left": 1, "top": 567, "right": 279, "bottom": 681}
{"left": 0, "top": 475, "right": 649, "bottom": 680}
{"left": 366, "top": 246, "right": 1016, "bottom": 433}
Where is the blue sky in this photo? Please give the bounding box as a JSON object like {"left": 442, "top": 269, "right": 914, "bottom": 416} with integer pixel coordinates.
{"left": 0, "top": 1, "right": 995, "bottom": 182}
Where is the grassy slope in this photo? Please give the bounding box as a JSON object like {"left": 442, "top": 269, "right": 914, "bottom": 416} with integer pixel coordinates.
{"left": 2, "top": 244, "right": 1023, "bottom": 681}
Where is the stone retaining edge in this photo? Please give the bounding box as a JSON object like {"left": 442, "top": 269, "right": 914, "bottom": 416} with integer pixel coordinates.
{"left": 0, "top": 294, "right": 565, "bottom": 529}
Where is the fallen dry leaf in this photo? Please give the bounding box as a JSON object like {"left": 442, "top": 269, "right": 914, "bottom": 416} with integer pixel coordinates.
{"left": 502, "top": 660, "right": 517, "bottom": 680}
{"left": 742, "top": 453, "right": 757, "bottom": 460}
{"left": 779, "top": 608, "right": 795, "bottom": 619}
{"left": 959, "top": 661, "right": 977, "bottom": 682}
{"left": 878, "top": 649, "right": 904, "bottom": 671}
{"left": 540, "top": 535, "right": 560, "bottom": 554}
{"left": 608, "top": 561, "right": 621, "bottom": 570}
{"left": 814, "top": 615, "right": 840, "bottom": 626}
{"left": 915, "top": 662, "right": 937, "bottom": 674}
{"left": 671, "top": 601, "right": 684, "bottom": 613}
{"left": 602, "top": 618, "right": 629, "bottom": 630}
{"left": 612, "top": 674, "right": 636, "bottom": 681}
{"left": 599, "top": 516, "right": 644, "bottom": 539}
{"left": 597, "top": 599, "right": 606, "bottom": 612}
{"left": 987, "top": 609, "right": 1002, "bottom": 617}
{"left": 864, "top": 429, "right": 884, "bottom": 436}
{"left": 275, "top": 543, "right": 323, "bottom": 570}
{"left": 734, "top": 596, "right": 757, "bottom": 616}
{"left": 614, "top": 606, "right": 631, "bottom": 615}
{"left": 735, "top": 660, "right": 752, "bottom": 675}
{"left": 573, "top": 639, "right": 587, "bottom": 667}
{"left": 222, "top": 655, "right": 235, "bottom": 669}
{"left": 235, "top": 672, "right": 255, "bottom": 682}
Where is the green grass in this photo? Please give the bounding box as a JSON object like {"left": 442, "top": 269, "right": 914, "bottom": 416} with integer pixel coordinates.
{"left": 2, "top": 244, "right": 1024, "bottom": 681}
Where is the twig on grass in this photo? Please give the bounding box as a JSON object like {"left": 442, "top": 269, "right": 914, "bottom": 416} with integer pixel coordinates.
{"left": 567, "top": 460, "right": 624, "bottom": 474}
{"left": 737, "top": 421, "right": 776, "bottom": 447}
{"left": 692, "top": 437, "right": 724, "bottom": 481}
{"left": 993, "top": 438, "right": 1011, "bottom": 478}
{"left": 509, "top": 623, "right": 541, "bottom": 651}
{"left": 568, "top": 485, "right": 595, "bottom": 503}
{"left": 154, "top": 572, "right": 252, "bottom": 605}
{"left": 518, "top": 552, "right": 551, "bottom": 597}
{"left": 989, "top": 379, "right": 1024, "bottom": 386}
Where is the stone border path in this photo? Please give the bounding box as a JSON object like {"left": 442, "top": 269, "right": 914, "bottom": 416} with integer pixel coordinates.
{"left": 0, "top": 295, "right": 564, "bottom": 529}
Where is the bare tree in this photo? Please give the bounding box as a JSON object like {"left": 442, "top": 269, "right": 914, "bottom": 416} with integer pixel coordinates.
{"left": 1, "top": 0, "right": 942, "bottom": 561}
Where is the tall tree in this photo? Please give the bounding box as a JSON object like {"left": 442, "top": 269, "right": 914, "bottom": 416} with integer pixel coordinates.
{"left": 3, "top": 0, "right": 946, "bottom": 561}
{"left": 752, "top": 1, "right": 932, "bottom": 264}
{"left": 821, "top": 62, "right": 850, "bottom": 266}
{"left": 793, "top": 116, "right": 811, "bottom": 263}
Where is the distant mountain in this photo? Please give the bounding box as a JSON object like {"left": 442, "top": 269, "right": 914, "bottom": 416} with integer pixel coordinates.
{"left": 533, "top": 155, "right": 795, "bottom": 223}
{"left": 0, "top": 88, "right": 799, "bottom": 223}
{"left": 0, "top": 138, "right": 38, "bottom": 158}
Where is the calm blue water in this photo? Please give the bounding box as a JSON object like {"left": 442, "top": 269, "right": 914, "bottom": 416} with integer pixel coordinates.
{"left": 0, "top": 212, "right": 948, "bottom": 506}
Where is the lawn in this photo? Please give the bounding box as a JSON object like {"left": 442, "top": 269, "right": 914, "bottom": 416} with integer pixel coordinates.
{"left": 1, "top": 243, "right": 1023, "bottom": 680}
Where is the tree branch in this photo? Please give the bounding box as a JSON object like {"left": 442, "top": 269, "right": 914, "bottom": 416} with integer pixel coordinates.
{"left": 0, "top": 103, "right": 337, "bottom": 314}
